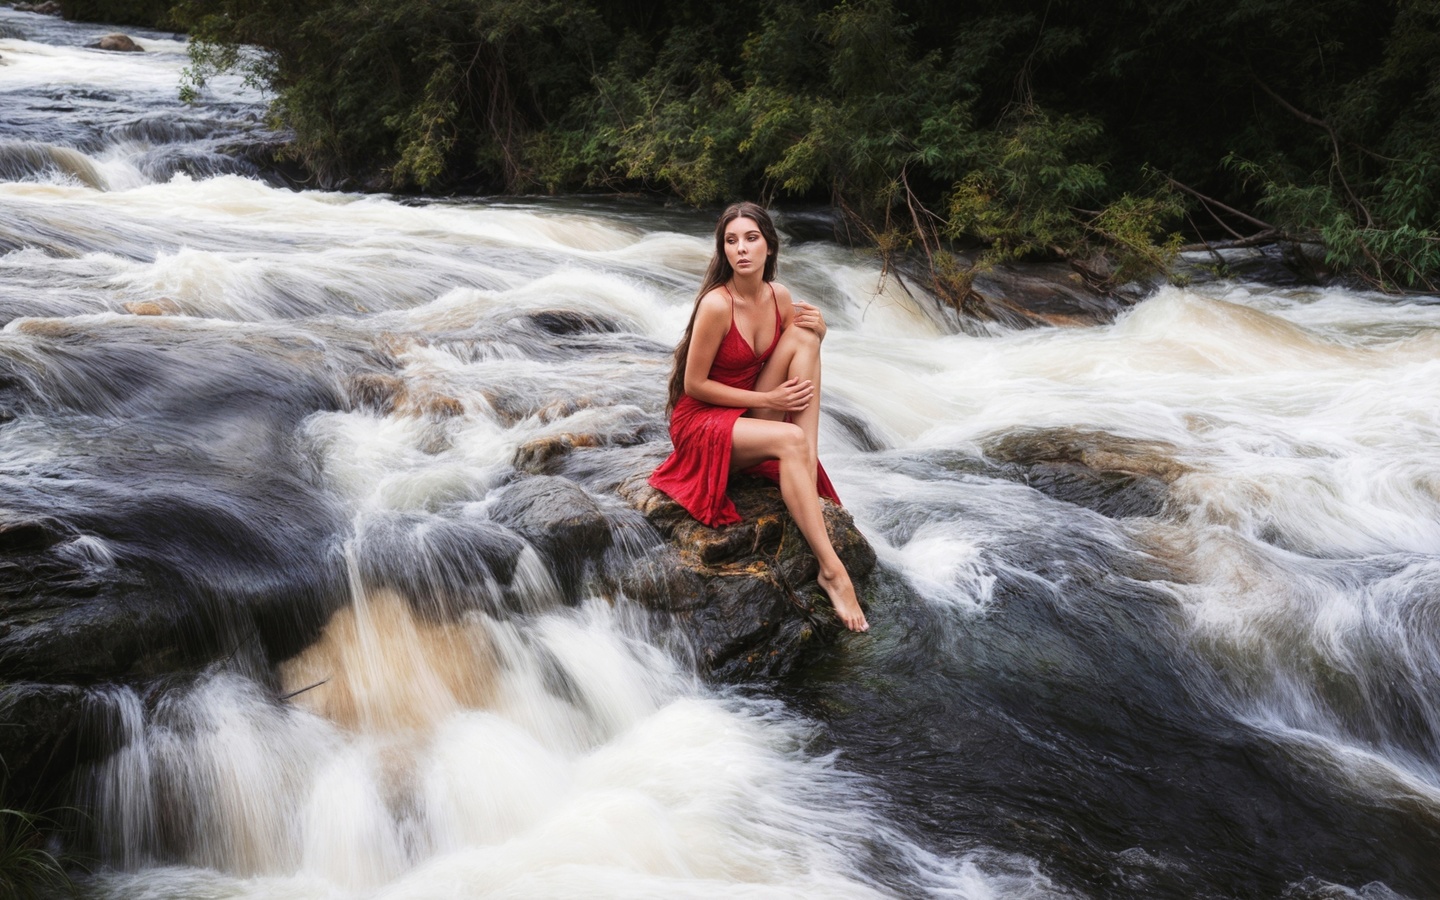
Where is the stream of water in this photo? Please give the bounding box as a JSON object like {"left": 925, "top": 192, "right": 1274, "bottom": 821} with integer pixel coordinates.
{"left": 4, "top": 9, "right": 1440, "bottom": 899}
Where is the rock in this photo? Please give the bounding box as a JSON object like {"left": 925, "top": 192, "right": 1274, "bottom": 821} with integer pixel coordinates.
{"left": 346, "top": 371, "right": 406, "bottom": 415}
{"left": 982, "top": 427, "right": 1191, "bottom": 518}
{"left": 89, "top": 33, "right": 144, "bottom": 53}
{"left": 14, "top": 1, "right": 62, "bottom": 14}
{"left": 514, "top": 432, "right": 602, "bottom": 474}
{"left": 512, "top": 406, "right": 665, "bottom": 475}
{"left": 356, "top": 513, "right": 530, "bottom": 619}
{"left": 122, "top": 298, "right": 179, "bottom": 316}
{"left": 772, "top": 207, "right": 844, "bottom": 244}
{"left": 0, "top": 683, "right": 92, "bottom": 807}
{"left": 523, "top": 309, "right": 621, "bottom": 336}
{"left": 488, "top": 475, "right": 613, "bottom": 600}
{"left": 463, "top": 442, "right": 879, "bottom": 680}
{"left": 618, "top": 473, "right": 877, "bottom": 681}
{"left": 1172, "top": 243, "right": 1328, "bottom": 288}
{"left": 968, "top": 260, "right": 1133, "bottom": 328}
{"left": 345, "top": 371, "right": 464, "bottom": 420}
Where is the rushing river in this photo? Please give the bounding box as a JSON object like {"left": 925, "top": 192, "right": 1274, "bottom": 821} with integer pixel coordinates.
{"left": 4, "top": 9, "right": 1440, "bottom": 899}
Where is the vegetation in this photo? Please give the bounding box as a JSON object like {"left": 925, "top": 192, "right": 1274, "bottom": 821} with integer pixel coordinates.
{"left": 57, "top": 0, "right": 172, "bottom": 29}
{"left": 0, "top": 804, "right": 72, "bottom": 900}
{"left": 98, "top": 0, "right": 1440, "bottom": 295}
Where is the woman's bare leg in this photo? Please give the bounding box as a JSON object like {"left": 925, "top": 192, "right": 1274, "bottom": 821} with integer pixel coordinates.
{"left": 751, "top": 325, "right": 822, "bottom": 462}
{"left": 731, "top": 417, "right": 868, "bottom": 632}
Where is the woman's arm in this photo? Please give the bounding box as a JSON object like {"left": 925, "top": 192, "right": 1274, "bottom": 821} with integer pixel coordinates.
{"left": 683, "top": 290, "right": 812, "bottom": 411}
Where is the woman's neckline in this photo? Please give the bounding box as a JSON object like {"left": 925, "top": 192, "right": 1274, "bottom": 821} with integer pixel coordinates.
{"left": 723, "top": 280, "right": 778, "bottom": 358}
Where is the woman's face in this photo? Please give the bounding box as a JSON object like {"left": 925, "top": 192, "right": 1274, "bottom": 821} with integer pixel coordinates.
{"left": 723, "top": 216, "right": 769, "bottom": 277}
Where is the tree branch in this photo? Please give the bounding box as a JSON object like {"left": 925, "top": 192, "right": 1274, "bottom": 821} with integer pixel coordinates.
{"left": 1251, "top": 76, "right": 1374, "bottom": 228}
{"left": 1165, "top": 177, "right": 1277, "bottom": 232}
{"left": 1178, "top": 229, "right": 1282, "bottom": 252}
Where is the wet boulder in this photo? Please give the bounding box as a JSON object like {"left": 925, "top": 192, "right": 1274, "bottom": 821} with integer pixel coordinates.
{"left": 488, "top": 475, "right": 612, "bottom": 600}
{"left": 617, "top": 474, "right": 877, "bottom": 681}
{"left": 0, "top": 683, "right": 89, "bottom": 806}
{"left": 89, "top": 33, "right": 143, "bottom": 52}
{"left": 966, "top": 259, "right": 1136, "bottom": 327}
{"left": 982, "top": 427, "right": 1191, "bottom": 518}
{"left": 14, "top": 1, "right": 62, "bottom": 14}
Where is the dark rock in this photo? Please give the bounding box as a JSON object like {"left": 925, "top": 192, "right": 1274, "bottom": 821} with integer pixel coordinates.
{"left": 618, "top": 473, "right": 877, "bottom": 681}
{"left": 488, "top": 475, "right": 613, "bottom": 600}
{"left": 968, "top": 261, "right": 1133, "bottom": 328}
{"left": 772, "top": 207, "right": 845, "bottom": 244}
{"left": 356, "top": 513, "right": 530, "bottom": 620}
{"left": 615, "top": 545, "right": 707, "bottom": 611}
{"left": 0, "top": 683, "right": 89, "bottom": 807}
{"left": 523, "top": 309, "right": 621, "bottom": 335}
{"left": 1172, "top": 243, "right": 1329, "bottom": 288}
{"left": 983, "top": 427, "right": 1191, "bottom": 518}
{"left": 14, "top": 1, "right": 62, "bottom": 14}
{"left": 0, "top": 517, "right": 66, "bottom": 554}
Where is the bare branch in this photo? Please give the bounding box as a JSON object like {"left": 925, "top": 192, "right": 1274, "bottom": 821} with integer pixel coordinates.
{"left": 1177, "top": 229, "right": 1282, "bottom": 252}
{"left": 1251, "top": 77, "right": 1373, "bottom": 228}
{"left": 1165, "top": 177, "right": 1277, "bottom": 232}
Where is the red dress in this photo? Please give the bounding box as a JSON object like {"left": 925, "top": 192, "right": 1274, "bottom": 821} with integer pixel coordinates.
{"left": 649, "top": 285, "right": 842, "bottom": 527}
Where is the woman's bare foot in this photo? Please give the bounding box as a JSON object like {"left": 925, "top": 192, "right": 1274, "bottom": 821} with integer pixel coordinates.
{"left": 817, "top": 568, "right": 869, "bottom": 632}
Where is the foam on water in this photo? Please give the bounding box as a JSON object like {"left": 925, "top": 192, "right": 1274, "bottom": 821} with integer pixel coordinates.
{"left": 81, "top": 595, "right": 1044, "bottom": 899}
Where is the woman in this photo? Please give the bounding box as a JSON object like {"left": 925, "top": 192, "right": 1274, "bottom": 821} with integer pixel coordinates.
{"left": 649, "top": 202, "right": 869, "bottom": 632}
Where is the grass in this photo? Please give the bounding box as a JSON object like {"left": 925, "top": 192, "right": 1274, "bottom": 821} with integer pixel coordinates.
{"left": 0, "top": 804, "right": 74, "bottom": 900}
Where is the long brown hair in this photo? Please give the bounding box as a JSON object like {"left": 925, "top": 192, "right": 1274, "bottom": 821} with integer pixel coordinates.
{"left": 666, "top": 202, "right": 780, "bottom": 412}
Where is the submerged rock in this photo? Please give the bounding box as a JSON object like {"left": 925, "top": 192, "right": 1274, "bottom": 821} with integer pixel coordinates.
{"left": 122, "top": 298, "right": 179, "bottom": 316}
{"left": 617, "top": 473, "right": 877, "bottom": 681}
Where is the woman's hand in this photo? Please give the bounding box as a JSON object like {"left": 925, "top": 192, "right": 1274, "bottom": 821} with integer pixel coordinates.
{"left": 792, "top": 301, "right": 827, "bottom": 340}
{"left": 766, "top": 377, "right": 814, "bottom": 411}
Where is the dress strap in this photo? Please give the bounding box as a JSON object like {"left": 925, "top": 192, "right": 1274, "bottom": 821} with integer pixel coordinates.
{"left": 769, "top": 282, "right": 780, "bottom": 331}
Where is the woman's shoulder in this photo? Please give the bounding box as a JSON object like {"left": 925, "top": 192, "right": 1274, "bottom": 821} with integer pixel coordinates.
{"left": 691, "top": 289, "right": 731, "bottom": 332}
{"left": 696, "top": 288, "right": 730, "bottom": 317}
{"left": 769, "top": 281, "right": 795, "bottom": 324}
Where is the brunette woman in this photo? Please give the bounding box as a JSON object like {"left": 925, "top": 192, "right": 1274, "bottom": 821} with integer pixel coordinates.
{"left": 649, "top": 202, "right": 868, "bottom": 632}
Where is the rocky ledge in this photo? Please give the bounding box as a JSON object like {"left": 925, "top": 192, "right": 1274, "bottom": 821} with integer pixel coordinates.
{"left": 483, "top": 468, "right": 878, "bottom": 682}
{"left": 615, "top": 474, "right": 876, "bottom": 681}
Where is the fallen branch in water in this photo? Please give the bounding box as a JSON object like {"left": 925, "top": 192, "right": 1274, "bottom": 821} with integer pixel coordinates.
{"left": 1165, "top": 177, "right": 1278, "bottom": 234}
{"left": 277, "top": 679, "right": 329, "bottom": 702}
{"left": 1178, "top": 230, "right": 1282, "bottom": 252}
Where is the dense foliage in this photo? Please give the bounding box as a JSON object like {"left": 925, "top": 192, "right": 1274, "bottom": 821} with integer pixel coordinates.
{"left": 133, "top": 0, "right": 1440, "bottom": 292}
{"left": 57, "top": 0, "right": 171, "bottom": 28}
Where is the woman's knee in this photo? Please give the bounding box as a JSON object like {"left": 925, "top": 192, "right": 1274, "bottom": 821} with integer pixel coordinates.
{"left": 775, "top": 422, "right": 810, "bottom": 459}
{"left": 781, "top": 325, "right": 821, "bottom": 352}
